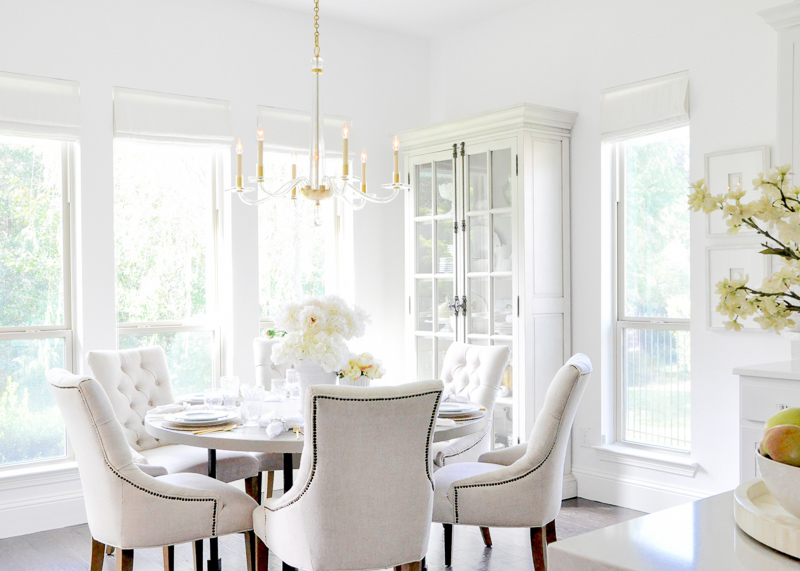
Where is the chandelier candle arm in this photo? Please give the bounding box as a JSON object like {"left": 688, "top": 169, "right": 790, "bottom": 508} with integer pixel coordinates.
{"left": 257, "top": 127, "right": 264, "bottom": 179}
{"left": 236, "top": 139, "right": 243, "bottom": 188}
{"left": 361, "top": 150, "right": 367, "bottom": 193}
{"left": 393, "top": 135, "right": 400, "bottom": 184}
{"left": 342, "top": 123, "right": 349, "bottom": 176}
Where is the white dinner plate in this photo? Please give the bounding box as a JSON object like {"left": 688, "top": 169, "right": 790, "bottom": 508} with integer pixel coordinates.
{"left": 166, "top": 409, "right": 237, "bottom": 425}
{"left": 439, "top": 402, "right": 482, "bottom": 416}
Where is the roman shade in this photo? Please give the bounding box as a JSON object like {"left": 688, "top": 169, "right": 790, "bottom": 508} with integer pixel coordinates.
{"left": 113, "top": 87, "right": 233, "bottom": 145}
{"left": 0, "top": 71, "right": 80, "bottom": 139}
{"left": 600, "top": 70, "right": 689, "bottom": 141}
{"left": 257, "top": 105, "right": 347, "bottom": 155}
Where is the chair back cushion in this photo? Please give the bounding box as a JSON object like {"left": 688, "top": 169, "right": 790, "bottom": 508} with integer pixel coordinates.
{"left": 293, "top": 381, "right": 442, "bottom": 569}
{"left": 524, "top": 353, "right": 593, "bottom": 519}
{"left": 440, "top": 341, "right": 511, "bottom": 409}
{"left": 253, "top": 337, "right": 287, "bottom": 388}
{"left": 87, "top": 346, "right": 175, "bottom": 451}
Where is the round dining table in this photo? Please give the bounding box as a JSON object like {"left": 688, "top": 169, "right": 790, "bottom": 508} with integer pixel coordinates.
{"left": 144, "top": 398, "right": 489, "bottom": 571}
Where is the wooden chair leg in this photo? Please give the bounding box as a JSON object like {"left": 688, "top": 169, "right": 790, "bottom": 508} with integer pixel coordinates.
{"left": 394, "top": 563, "right": 422, "bottom": 571}
{"left": 244, "top": 530, "right": 256, "bottom": 571}
{"left": 266, "top": 470, "right": 275, "bottom": 499}
{"left": 245, "top": 475, "right": 260, "bottom": 502}
{"left": 530, "top": 527, "right": 547, "bottom": 571}
{"left": 256, "top": 534, "right": 269, "bottom": 571}
{"left": 115, "top": 549, "right": 134, "bottom": 571}
{"left": 480, "top": 526, "right": 492, "bottom": 547}
{"left": 193, "top": 539, "right": 203, "bottom": 571}
{"left": 443, "top": 523, "right": 453, "bottom": 567}
{"left": 546, "top": 519, "right": 557, "bottom": 544}
{"left": 105, "top": 545, "right": 115, "bottom": 556}
{"left": 162, "top": 545, "right": 175, "bottom": 571}
{"left": 90, "top": 538, "right": 105, "bottom": 571}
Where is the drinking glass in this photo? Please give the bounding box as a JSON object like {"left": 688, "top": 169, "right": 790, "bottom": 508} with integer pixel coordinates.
{"left": 219, "top": 375, "right": 240, "bottom": 410}
{"left": 286, "top": 368, "right": 300, "bottom": 399}
{"left": 240, "top": 384, "right": 265, "bottom": 427}
{"left": 271, "top": 378, "right": 289, "bottom": 399}
{"left": 203, "top": 388, "right": 225, "bottom": 411}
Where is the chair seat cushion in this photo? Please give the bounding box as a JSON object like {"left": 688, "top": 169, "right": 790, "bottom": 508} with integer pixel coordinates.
{"left": 253, "top": 452, "right": 301, "bottom": 472}
{"left": 140, "top": 445, "right": 259, "bottom": 483}
{"left": 157, "top": 473, "right": 257, "bottom": 536}
{"left": 432, "top": 461, "right": 502, "bottom": 524}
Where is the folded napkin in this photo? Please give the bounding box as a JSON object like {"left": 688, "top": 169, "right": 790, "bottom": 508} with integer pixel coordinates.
{"left": 145, "top": 403, "right": 189, "bottom": 420}
{"left": 264, "top": 393, "right": 282, "bottom": 402}
{"left": 443, "top": 393, "right": 469, "bottom": 403}
{"left": 259, "top": 411, "right": 305, "bottom": 439}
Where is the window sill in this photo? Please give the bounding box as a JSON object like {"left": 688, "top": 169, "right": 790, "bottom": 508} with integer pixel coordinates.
{"left": 0, "top": 460, "right": 80, "bottom": 491}
{"left": 592, "top": 443, "right": 698, "bottom": 478}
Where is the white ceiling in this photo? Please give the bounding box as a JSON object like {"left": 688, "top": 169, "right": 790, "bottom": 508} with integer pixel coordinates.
{"left": 247, "top": 0, "right": 536, "bottom": 38}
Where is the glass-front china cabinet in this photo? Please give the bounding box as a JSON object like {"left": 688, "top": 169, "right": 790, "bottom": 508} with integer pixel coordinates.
{"left": 400, "top": 104, "right": 576, "bottom": 451}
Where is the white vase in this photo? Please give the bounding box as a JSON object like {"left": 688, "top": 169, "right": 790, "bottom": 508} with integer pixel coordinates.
{"left": 293, "top": 361, "right": 338, "bottom": 406}
{"left": 338, "top": 376, "right": 371, "bottom": 388}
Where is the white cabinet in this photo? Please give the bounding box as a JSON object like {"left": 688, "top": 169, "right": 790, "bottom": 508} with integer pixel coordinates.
{"left": 399, "top": 104, "right": 577, "bottom": 446}
{"left": 735, "top": 360, "right": 800, "bottom": 482}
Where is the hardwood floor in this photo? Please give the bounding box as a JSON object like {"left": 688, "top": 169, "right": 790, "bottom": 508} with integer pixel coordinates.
{"left": 0, "top": 498, "right": 642, "bottom": 571}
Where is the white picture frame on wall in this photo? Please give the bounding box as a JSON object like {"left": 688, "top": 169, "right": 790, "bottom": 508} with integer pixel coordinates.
{"left": 704, "top": 146, "right": 771, "bottom": 237}
{"left": 706, "top": 244, "right": 770, "bottom": 330}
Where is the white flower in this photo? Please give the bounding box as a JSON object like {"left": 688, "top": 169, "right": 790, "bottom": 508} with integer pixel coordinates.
{"left": 356, "top": 352, "right": 374, "bottom": 369}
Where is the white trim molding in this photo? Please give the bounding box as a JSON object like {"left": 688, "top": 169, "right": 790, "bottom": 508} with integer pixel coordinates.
{"left": 592, "top": 444, "right": 699, "bottom": 478}
{"left": 759, "top": 2, "right": 800, "bottom": 31}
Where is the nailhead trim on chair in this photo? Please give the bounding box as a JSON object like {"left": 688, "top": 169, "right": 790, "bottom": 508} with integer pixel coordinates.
{"left": 451, "top": 372, "right": 586, "bottom": 524}
{"left": 440, "top": 429, "right": 487, "bottom": 467}
{"left": 264, "top": 389, "right": 443, "bottom": 515}
{"left": 52, "top": 382, "right": 219, "bottom": 537}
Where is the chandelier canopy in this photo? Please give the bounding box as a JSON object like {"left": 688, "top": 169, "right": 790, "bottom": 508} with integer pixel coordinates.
{"left": 227, "top": 0, "right": 408, "bottom": 220}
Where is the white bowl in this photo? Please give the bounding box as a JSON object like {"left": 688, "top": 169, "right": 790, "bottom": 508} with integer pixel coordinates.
{"left": 757, "top": 452, "right": 800, "bottom": 519}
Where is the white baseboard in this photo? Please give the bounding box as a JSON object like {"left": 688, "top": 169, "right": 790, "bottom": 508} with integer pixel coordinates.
{"left": 562, "top": 473, "right": 577, "bottom": 499}
{"left": 572, "top": 466, "right": 711, "bottom": 513}
{"left": 0, "top": 488, "right": 87, "bottom": 538}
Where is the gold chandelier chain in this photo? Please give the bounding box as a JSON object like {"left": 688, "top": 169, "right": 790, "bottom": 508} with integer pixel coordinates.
{"left": 314, "top": 0, "right": 320, "bottom": 58}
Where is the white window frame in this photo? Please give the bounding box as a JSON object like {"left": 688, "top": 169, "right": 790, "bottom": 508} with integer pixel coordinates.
{"left": 0, "top": 138, "right": 76, "bottom": 471}
{"left": 610, "top": 130, "right": 691, "bottom": 454}
{"left": 115, "top": 145, "right": 224, "bottom": 386}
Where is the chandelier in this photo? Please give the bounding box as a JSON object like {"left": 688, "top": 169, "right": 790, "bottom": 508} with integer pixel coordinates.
{"left": 227, "top": 0, "right": 408, "bottom": 221}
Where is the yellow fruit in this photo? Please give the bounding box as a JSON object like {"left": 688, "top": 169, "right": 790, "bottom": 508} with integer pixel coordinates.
{"left": 761, "top": 424, "right": 800, "bottom": 467}
{"left": 765, "top": 408, "right": 800, "bottom": 430}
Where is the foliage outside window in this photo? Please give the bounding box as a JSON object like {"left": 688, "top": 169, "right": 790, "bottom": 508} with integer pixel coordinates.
{"left": 0, "top": 134, "right": 71, "bottom": 467}
{"left": 258, "top": 150, "right": 338, "bottom": 324}
{"left": 613, "top": 126, "right": 691, "bottom": 452}
{"left": 114, "top": 140, "right": 219, "bottom": 395}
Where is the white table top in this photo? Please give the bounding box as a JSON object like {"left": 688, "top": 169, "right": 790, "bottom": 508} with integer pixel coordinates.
{"left": 548, "top": 491, "right": 800, "bottom": 570}
{"left": 144, "top": 398, "right": 489, "bottom": 454}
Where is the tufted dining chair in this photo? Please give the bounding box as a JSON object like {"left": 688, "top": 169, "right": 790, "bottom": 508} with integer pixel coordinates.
{"left": 87, "top": 346, "right": 291, "bottom": 498}
{"left": 48, "top": 368, "right": 257, "bottom": 571}
{"left": 253, "top": 380, "right": 444, "bottom": 571}
{"left": 432, "top": 342, "right": 511, "bottom": 470}
{"left": 253, "top": 337, "right": 287, "bottom": 389}
{"left": 432, "top": 354, "right": 592, "bottom": 571}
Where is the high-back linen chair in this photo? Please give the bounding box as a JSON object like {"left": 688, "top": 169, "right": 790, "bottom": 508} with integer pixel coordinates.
{"left": 253, "top": 337, "right": 287, "bottom": 389}
{"left": 432, "top": 342, "right": 511, "bottom": 469}
{"left": 48, "top": 369, "right": 257, "bottom": 571}
{"left": 87, "top": 346, "right": 288, "bottom": 497}
{"left": 432, "top": 354, "right": 593, "bottom": 571}
{"left": 253, "top": 380, "right": 444, "bottom": 571}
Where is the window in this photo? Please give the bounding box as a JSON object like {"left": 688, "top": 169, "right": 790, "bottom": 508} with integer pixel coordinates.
{"left": 256, "top": 107, "right": 346, "bottom": 328}
{"left": 611, "top": 126, "right": 691, "bottom": 452}
{"left": 0, "top": 134, "right": 73, "bottom": 467}
{"left": 114, "top": 140, "right": 221, "bottom": 396}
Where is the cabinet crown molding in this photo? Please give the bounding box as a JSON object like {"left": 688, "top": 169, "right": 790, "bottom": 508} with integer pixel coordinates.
{"left": 398, "top": 103, "right": 578, "bottom": 152}
{"left": 759, "top": 1, "right": 800, "bottom": 31}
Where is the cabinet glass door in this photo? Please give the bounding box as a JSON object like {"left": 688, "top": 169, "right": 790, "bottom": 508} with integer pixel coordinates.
{"left": 410, "top": 151, "right": 456, "bottom": 379}
{"left": 463, "top": 141, "right": 516, "bottom": 448}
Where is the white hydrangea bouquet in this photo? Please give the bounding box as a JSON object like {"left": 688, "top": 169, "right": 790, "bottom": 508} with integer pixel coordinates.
{"left": 339, "top": 352, "right": 385, "bottom": 383}
{"left": 688, "top": 164, "right": 800, "bottom": 331}
{"left": 270, "top": 295, "right": 370, "bottom": 373}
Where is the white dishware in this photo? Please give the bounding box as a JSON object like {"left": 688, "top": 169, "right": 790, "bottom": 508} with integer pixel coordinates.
{"left": 165, "top": 409, "right": 238, "bottom": 426}
{"left": 756, "top": 452, "right": 800, "bottom": 519}
{"left": 734, "top": 476, "right": 800, "bottom": 559}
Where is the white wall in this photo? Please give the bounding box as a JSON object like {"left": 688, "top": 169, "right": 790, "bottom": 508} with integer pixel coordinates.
{"left": 428, "top": 0, "right": 791, "bottom": 512}
{"left": 0, "top": 0, "right": 429, "bottom": 536}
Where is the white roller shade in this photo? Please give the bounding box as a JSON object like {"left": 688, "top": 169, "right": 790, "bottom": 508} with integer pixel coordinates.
{"left": 0, "top": 71, "right": 80, "bottom": 139}
{"left": 601, "top": 71, "right": 689, "bottom": 140}
{"left": 114, "top": 87, "right": 233, "bottom": 145}
{"left": 257, "top": 106, "right": 347, "bottom": 155}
